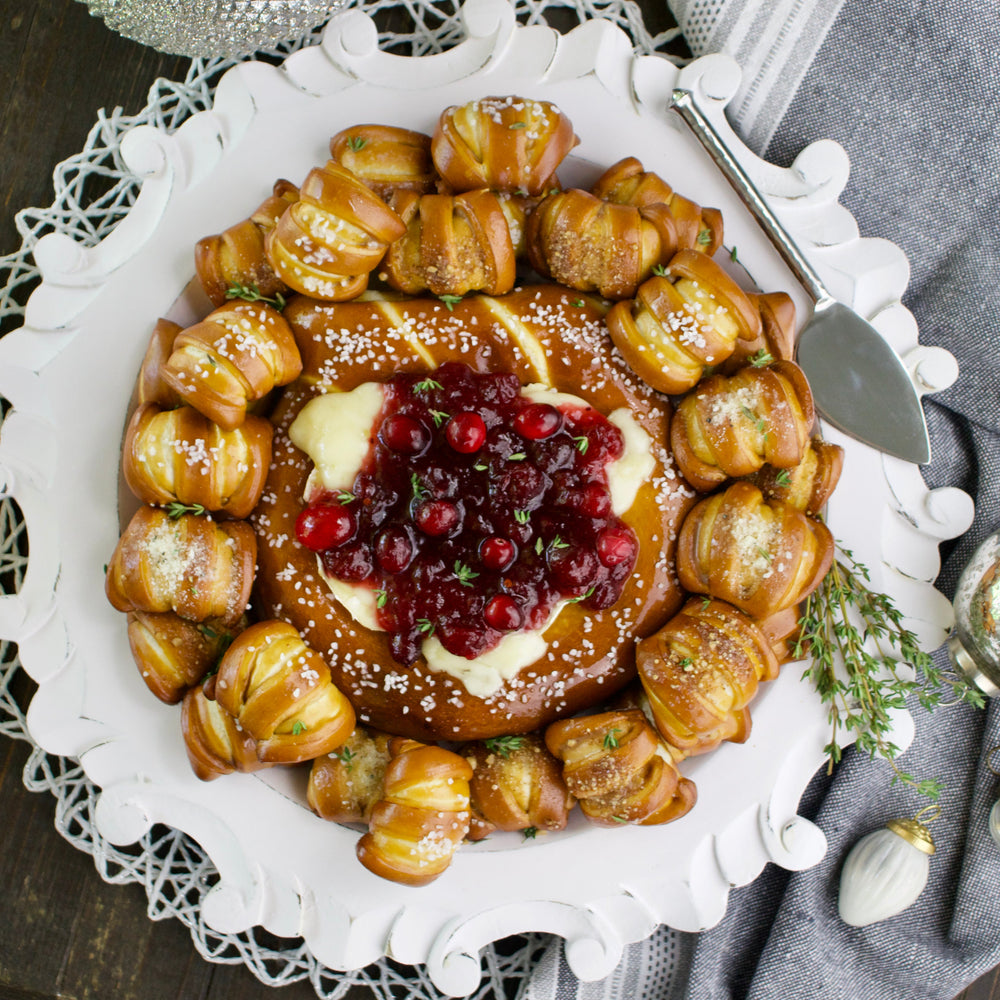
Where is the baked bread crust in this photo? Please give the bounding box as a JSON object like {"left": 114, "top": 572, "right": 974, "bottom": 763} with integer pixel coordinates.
{"left": 431, "top": 96, "right": 578, "bottom": 196}
{"left": 251, "top": 285, "right": 695, "bottom": 741}
{"left": 356, "top": 738, "right": 472, "bottom": 886}
{"left": 676, "top": 481, "right": 834, "bottom": 619}
{"left": 105, "top": 506, "right": 256, "bottom": 625}
{"left": 329, "top": 125, "right": 436, "bottom": 200}
{"left": 544, "top": 708, "right": 697, "bottom": 826}
{"left": 636, "top": 597, "right": 780, "bottom": 755}
{"left": 122, "top": 402, "right": 273, "bottom": 519}
{"left": 591, "top": 156, "right": 724, "bottom": 257}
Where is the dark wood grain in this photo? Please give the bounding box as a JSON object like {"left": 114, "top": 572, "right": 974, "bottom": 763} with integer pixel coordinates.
{"left": 0, "top": 1, "right": 995, "bottom": 998}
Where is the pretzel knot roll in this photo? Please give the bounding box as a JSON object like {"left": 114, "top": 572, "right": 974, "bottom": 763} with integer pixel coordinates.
{"left": 749, "top": 438, "right": 845, "bottom": 517}
{"left": 606, "top": 250, "right": 763, "bottom": 394}
{"left": 462, "top": 734, "right": 575, "bottom": 839}
{"left": 212, "top": 620, "right": 356, "bottom": 765}
{"left": 671, "top": 359, "right": 815, "bottom": 491}
{"left": 431, "top": 95, "right": 578, "bottom": 196}
{"left": 382, "top": 189, "right": 517, "bottom": 296}
{"left": 591, "top": 156, "right": 724, "bottom": 256}
{"left": 122, "top": 403, "right": 273, "bottom": 519}
{"left": 126, "top": 610, "right": 242, "bottom": 704}
{"left": 722, "top": 290, "right": 797, "bottom": 373}
{"left": 181, "top": 682, "right": 269, "bottom": 781}
{"left": 676, "top": 481, "right": 834, "bottom": 619}
{"left": 105, "top": 506, "right": 255, "bottom": 625}
{"left": 544, "top": 709, "right": 696, "bottom": 826}
{"left": 357, "top": 738, "right": 473, "bottom": 886}
{"left": 307, "top": 725, "right": 393, "bottom": 825}
{"left": 635, "top": 598, "right": 779, "bottom": 755}
{"left": 265, "top": 161, "right": 406, "bottom": 301}
{"left": 526, "top": 189, "right": 678, "bottom": 300}
{"left": 195, "top": 179, "right": 299, "bottom": 307}
{"left": 159, "top": 301, "right": 302, "bottom": 431}
{"left": 137, "top": 318, "right": 184, "bottom": 409}
{"left": 329, "top": 125, "right": 436, "bottom": 200}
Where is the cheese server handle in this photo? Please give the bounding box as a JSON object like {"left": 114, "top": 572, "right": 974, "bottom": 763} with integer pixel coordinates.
{"left": 669, "top": 87, "right": 833, "bottom": 307}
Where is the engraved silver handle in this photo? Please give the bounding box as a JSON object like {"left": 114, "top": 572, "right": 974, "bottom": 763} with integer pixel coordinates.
{"left": 670, "top": 87, "right": 834, "bottom": 309}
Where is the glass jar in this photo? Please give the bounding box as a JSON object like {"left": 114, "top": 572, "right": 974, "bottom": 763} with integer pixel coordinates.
{"left": 949, "top": 531, "right": 1000, "bottom": 697}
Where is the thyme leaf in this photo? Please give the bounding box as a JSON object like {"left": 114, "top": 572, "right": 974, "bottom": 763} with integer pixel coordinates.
{"left": 797, "top": 541, "right": 985, "bottom": 800}
{"left": 225, "top": 282, "right": 286, "bottom": 310}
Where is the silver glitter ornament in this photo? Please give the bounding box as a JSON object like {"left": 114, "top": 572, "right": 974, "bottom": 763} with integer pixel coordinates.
{"left": 79, "top": 0, "right": 347, "bottom": 58}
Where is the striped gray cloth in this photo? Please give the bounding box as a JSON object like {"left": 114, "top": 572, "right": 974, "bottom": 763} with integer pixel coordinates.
{"left": 527, "top": 1, "right": 1000, "bottom": 997}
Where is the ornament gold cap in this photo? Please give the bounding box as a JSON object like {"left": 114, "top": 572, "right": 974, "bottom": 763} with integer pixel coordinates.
{"left": 886, "top": 817, "right": 936, "bottom": 855}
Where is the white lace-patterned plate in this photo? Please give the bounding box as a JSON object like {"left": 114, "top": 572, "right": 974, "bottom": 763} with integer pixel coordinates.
{"left": 0, "top": 0, "right": 973, "bottom": 993}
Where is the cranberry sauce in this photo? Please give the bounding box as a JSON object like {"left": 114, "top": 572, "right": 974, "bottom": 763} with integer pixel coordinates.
{"left": 295, "top": 362, "right": 638, "bottom": 665}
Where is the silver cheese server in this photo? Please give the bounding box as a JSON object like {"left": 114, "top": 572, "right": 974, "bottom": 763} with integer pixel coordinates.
{"left": 670, "top": 86, "right": 931, "bottom": 465}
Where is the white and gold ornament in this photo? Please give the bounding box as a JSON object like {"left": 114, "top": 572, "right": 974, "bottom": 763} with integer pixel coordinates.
{"left": 838, "top": 807, "right": 937, "bottom": 927}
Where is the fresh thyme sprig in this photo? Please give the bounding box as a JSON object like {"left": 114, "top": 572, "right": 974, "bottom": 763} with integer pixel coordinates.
{"left": 796, "top": 544, "right": 984, "bottom": 800}
{"left": 166, "top": 501, "right": 206, "bottom": 519}
{"left": 225, "top": 282, "right": 286, "bottom": 310}
{"left": 484, "top": 734, "right": 525, "bottom": 758}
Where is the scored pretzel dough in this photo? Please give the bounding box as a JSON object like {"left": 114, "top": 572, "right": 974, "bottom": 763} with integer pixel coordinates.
{"left": 251, "top": 285, "right": 696, "bottom": 741}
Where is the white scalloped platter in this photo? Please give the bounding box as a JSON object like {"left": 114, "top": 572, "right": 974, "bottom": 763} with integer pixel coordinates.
{"left": 0, "top": 0, "right": 975, "bottom": 993}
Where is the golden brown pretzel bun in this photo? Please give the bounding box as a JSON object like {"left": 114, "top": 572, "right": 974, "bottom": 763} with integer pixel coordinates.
{"left": 722, "top": 290, "right": 797, "bottom": 373}
{"left": 181, "top": 682, "right": 270, "bottom": 781}
{"left": 121, "top": 403, "right": 273, "bottom": 519}
{"left": 307, "top": 725, "right": 393, "bottom": 825}
{"left": 605, "top": 250, "right": 762, "bottom": 395}
{"left": 212, "top": 620, "right": 356, "bottom": 765}
{"left": 126, "top": 610, "right": 240, "bottom": 704}
{"left": 106, "top": 506, "right": 256, "bottom": 625}
{"left": 635, "top": 597, "right": 779, "bottom": 755}
{"left": 676, "top": 481, "right": 834, "bottom": 619}
{"left": 250, "top": 286, "right": 694, "bottom": 742}
{"left": 463, "top": 733, "right": 574, "bottom": 838}
{"left": 137, "top": 318, "right": 184, "bottom": 409}
{"left": 356, "top": 738, "right": 472, "bottom": 886}
{"left": 525, "top": 189, "right": 678, "bottom": 300}
{"left": 329, "top": 125, "right": 436, "bottom": 200}
{"left": 382, "top": 189, "right": 517, "bottom": 296}
{"left": 670, "top": 360, "right": 815, "bottom": 491}
{"left": 591, "top": 156, "right": 724, "bottom": 256}
{"left": 431, "top": 96, "right": 578, "bottom": 196}
{"left": 544, "top": 708, "right": 696, "bottom": 826}
{"left": 160, "top": 301, "right": 302, "bottom": 431}
{"left": 266, "top": 161, "right": 406, "bottom": 301}
{"left": 195, "top": 179, "right": 299, "bottom": 307}
{"left": 749, "top": 438, "right": 845, "bottom": 516}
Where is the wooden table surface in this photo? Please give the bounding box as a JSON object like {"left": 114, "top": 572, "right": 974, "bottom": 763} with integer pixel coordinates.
{"left": 0, "top": 1, "right": 995, "bottom": 998}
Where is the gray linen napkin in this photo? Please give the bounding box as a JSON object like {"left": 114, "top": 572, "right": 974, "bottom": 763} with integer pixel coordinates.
{"left": 528, "top": 1, "right": 1000, "bottom": 997}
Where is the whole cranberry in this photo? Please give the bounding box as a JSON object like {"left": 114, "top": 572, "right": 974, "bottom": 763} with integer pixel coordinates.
{"left": 439, "top": 623, "right": 490, "bottom": 659}
{"left": 577, "top": 483, "right": 613, "bottom": 518}
{"left": 514, "top": 402, "right": 563, "bottom": 440}
{"left": 480, "top": 536, "right": 517, "bottom": 571}
{"left": 295, "top": 503, "right": 356, "bottom": 551}
{"left": 484, "top": 594, "right": 523, "bottom": 631}
{"left": 375, "top": 526, "right": 414, "bottom": 573}
{"left": 548, "top": 544, "right": 599, "bottom": 590}
{"left": 446, "top": 411, "right": 487, "bottom": 453}
{"left": 380, "top": 414, "right": 430, "bottom": 454}
{"left": 415, "top": 499, "right": 461, "bottom": 536}
{"left": 321, "top": 542, "right": 374, "bottom": 582}
{"left": 495, "top": 464, "right": 546, "bottom": 507}
{"left": 596, "top": 525, "right": 638, "bottom": 567}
